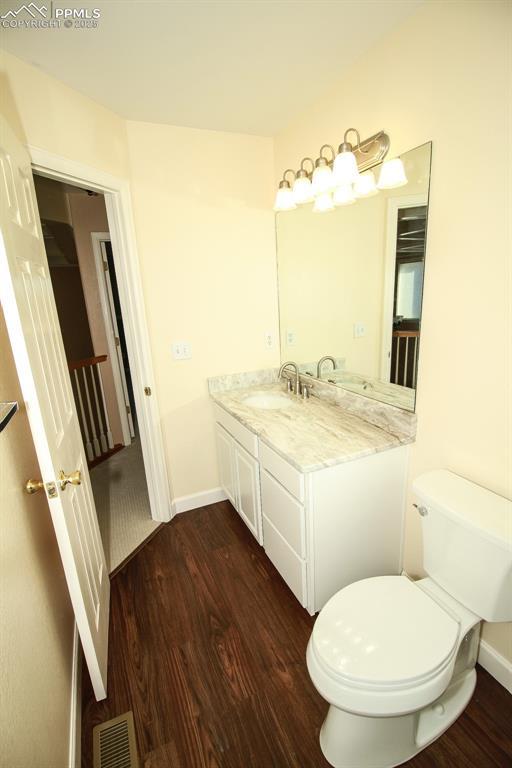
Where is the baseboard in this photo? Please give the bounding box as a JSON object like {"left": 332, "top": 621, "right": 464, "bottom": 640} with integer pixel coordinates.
{"left": 478, "top": 638, "right": 512, "bottom": 694}
{"left": 172, "top": 487, "right": 228, "bottom": 515}
{"left": 68, "top": 624, "right": 82, "bottom": 768}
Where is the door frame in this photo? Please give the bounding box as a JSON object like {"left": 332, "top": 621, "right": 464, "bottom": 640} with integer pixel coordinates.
{"left": 91, "top": 231, "right": 133, "bottom": 447}
{"left": 380, "top": 193, "right": 428, "bottom": 382}
{"left": 30, "top": 146, "right": 172, "bottom": 523}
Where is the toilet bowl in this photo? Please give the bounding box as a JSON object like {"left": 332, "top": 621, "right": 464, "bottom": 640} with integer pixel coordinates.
{"left": 306, "top": 470, "right": 512, "bottom": 768}
{"left": 307, "top": 575, "right": 479, "bottom": 767}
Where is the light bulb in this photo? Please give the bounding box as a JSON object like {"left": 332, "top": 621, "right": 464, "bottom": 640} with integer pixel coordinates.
{"left": 292, "top": 173, "right": 314, "bottom": 205}
{"left": 377, "top": 158, "right": 408, "bottom": 189}
{"left": 333, "top": 184, "right": 356, "bottom": 206}
{"left": 312, "top": 160, "right": 334, "bottom": 196}
{"left": 353, "top": 171, "right": 378, "bottom": 198}
{"left": 313, "top": 191, "right": 334, "bottom": 213}
{"left": 273, "top": 183, "right": 296, "bottom": 212}
{"left": 333, "top": 150, "right": 359, "bottom": 186}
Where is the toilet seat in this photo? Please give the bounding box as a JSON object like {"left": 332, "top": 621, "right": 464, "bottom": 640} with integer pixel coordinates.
{"left": 307, "top": 576, "right": 461, "bottom": 716}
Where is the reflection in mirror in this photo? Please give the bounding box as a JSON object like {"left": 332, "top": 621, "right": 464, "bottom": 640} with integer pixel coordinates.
{"left": 276, "top": 142, "right": 431, "bottom": 412}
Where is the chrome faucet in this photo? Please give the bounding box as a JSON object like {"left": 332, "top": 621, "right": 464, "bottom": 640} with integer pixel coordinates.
{"left": 317, "top": 355, "right": 337, "bottom": 379}
{"left": 279, "top": 361, "right": 300, "bottom": 396}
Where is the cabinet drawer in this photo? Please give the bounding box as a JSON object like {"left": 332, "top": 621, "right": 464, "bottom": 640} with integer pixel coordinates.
{"left": 263, "top": 516, "right": 307, "bottom": 607}
{"left": 261, "top": 470, "right": 305, "bottom": 557}
{"left": 259, "top": 441, "right": 304, "bottom": 501}
{"left": 213, "top": 403, "right": 258, "bottom": 458}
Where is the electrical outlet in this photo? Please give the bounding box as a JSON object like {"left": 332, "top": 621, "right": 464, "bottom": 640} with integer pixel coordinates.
{"left": 353, "top": 322, "right": 366, "bottom": 339}
{"left": 264, "top": 331, "right": 275, "bottom": 349}
{"left": 286, "top": 330, "right": 297, "bottom": 346}
{"left": 172, "top": 342, "right": 192, "bottom": 360}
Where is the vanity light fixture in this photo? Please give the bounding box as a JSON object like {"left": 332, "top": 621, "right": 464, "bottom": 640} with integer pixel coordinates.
{"left": 311, "top": 145, "right": 336, "bottom": 196}
{"left": 274, "top": 169, "right": 297, "bottom": 211}
{"left": 377, "top": 157, "right": 408, "bottom": 189}
{"left": 274, "top": 129, "right": 394, "bottom": 213}
{"left": 353, "top": 170, "right": 378, "bottom": 198}
{"left": 292, "top": 158, "right": 315, "bottom": 204}
{"left": 313, "top": 191, "right": 335, "bottom": 213}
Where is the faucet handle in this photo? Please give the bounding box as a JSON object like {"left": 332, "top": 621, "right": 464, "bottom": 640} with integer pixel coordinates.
{"left": 286, "top": 378, "right": 293, "bottom": 393}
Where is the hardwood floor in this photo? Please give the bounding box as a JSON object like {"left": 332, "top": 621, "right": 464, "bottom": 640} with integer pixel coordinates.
{"left": 82, "top": 501, "right": 512, "bottom": 768}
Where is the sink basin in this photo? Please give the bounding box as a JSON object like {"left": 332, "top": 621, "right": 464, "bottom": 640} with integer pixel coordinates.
{"left": 243, "top": 392, "right": 294, "bottom": 410}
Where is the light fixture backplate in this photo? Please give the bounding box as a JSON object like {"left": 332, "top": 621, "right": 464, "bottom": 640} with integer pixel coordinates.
{"left": 353, "top": 130, "right": 390, "bottom": 172}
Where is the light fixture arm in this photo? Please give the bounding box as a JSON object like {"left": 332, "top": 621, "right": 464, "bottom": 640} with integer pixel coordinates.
{"left": 319, "top": 144, "right": 336, "bottom": 164}
{"left": 299, "top": 157, "right": 315, "bottom": 175}
{"left": 339, "top": 128, "right": 369, "bottom": 155}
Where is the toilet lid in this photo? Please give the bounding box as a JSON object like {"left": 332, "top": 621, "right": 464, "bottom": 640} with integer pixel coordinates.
{"left": 312, "top": 576, "right": 460, "bottom": 689}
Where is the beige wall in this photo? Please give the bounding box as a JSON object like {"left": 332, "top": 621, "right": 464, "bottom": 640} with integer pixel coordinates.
{"left": 125, "top": 120, "right": 279, "bottom": 498}
{"left": 0, "top": 51, "right": 129, "bottom": 178}
{"left": 274, "top": 0, "right": 511, "bottom": 660}
{"left": 0, "top": 308, "right": 75, "bottom": 768}
{"left": 67, "top": 192, "right": 125, "bottom": 446}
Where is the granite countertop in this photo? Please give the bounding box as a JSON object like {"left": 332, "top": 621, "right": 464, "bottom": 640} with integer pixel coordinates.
{"left": 211, "top": 383, "right": 413, "bottom": 473}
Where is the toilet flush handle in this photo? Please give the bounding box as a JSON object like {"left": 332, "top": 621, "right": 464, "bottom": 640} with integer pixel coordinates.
{"left": 413, "top": 503, "right": 428, "bottom": 517}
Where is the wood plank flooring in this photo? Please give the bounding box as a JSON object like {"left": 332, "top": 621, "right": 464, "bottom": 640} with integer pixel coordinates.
{"left": 82, "top": 501, "right": 512, "bottom": 767}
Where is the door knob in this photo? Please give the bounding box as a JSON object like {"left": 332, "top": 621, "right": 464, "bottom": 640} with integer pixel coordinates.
{"left": 25, "top": 478, "right": 45, "bottom": 494}
{"left": 59, "top": 469, "right": 81, "bottom": 490}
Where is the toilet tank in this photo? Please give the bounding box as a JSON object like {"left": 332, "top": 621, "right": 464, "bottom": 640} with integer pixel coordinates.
{"left": 413, "top": 470, "right": 512, "bottom": 622}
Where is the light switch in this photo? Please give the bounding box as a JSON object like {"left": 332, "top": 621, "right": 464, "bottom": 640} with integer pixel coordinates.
{"left": 172, "top": 342, "right": 192, "bottom": 360}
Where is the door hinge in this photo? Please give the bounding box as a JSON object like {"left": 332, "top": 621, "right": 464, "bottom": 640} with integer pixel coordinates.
{"left": 144, "top": 386, "right": 152, "bottom": 396}
{"left": 126, "top": 405, "right": 131, "bottom": 414}
{"left": 103, "top": 260, "right": 109, "bottom": 272}
{"left": 115, "top": 336, "right": 120, "bottom": 347}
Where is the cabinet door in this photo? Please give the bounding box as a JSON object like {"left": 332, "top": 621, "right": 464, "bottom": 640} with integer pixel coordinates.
{"left": 234, "top": 444, "right": 262, "bottom": 543}
{"left": 215, "top": 424, "right": 237, "bottom": 507}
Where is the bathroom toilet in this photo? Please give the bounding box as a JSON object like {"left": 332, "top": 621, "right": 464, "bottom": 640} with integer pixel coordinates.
{"left": 307, "top": 469, "right": 512, "bottom": 768}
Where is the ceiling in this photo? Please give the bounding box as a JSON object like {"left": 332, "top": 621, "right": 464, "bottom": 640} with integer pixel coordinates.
{"left": 0, "top": 0, "right": 423, "bottom": 136}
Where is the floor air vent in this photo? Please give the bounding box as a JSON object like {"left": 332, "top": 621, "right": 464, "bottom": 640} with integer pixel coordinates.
{"left": 93, "top": 711, "right": 139, "bottom": 768}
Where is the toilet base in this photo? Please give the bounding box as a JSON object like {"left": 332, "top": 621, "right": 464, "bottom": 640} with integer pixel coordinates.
{"left": 319, "top": 668, "right": 477, "bottom": 768}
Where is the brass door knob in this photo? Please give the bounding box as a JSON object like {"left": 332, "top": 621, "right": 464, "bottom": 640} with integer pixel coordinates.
{"left": 25, "top": 478, "right": 44, "bottom": 494}
{"left": 59, "top": 469, "right": 81, "bottom": 490}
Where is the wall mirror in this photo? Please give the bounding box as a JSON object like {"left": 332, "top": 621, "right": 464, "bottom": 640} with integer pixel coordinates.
{"left": 275, "top": 141, "right": 432, "bottom": 412}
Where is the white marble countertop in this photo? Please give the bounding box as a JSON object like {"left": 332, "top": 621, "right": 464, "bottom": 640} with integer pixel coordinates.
{"left": 211, "top": 383, "right": 413, "bottom": 473}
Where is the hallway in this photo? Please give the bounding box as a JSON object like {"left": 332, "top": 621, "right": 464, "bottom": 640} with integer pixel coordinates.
{"left": 90, "top": 437, "right": 159, "bottom": 572}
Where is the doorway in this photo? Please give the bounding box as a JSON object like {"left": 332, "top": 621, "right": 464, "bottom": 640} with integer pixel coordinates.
{"left": 33, "top": 175, "right": 160, "bottom": 571}
{"left": 381, "top": 194, "right": 427, "bottom": 389}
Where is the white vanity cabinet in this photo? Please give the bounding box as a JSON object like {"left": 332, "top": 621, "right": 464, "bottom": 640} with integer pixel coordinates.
{"left": 214, "top": 407, "right": 262, "bottom": 544}
{"left": 213, "top": 402, "right": 409, "bottom": 615}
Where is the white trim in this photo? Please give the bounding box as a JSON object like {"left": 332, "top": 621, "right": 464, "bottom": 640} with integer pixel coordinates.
{"left": 29, "top": 146, "right": 173, "bottom": 523}
{"left": 172, "top": 487, "right": 228, "bottom": 515}
{"left": 380, "top": 193, "right": 427, "bottom": 382}
{"left": 478, "top": 638, "right": 512, "bottom": 694}
{"left": 91, "top": 231, "right": 132, "bottom": 446}
{"left": 68, "top": 624, "right": 82, "bottom": 768}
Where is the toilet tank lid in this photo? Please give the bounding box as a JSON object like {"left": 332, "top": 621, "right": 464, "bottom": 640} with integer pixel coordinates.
{"left": 413, "top": 470, "right": 512, "bottom": 549}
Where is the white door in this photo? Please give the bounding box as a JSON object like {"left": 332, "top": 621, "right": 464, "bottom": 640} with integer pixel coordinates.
{"left": 0, "top": 117, "right": 110, "bottom": 701}
{"left": 234, "top": 445, "right": 262, "bottom": 543}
